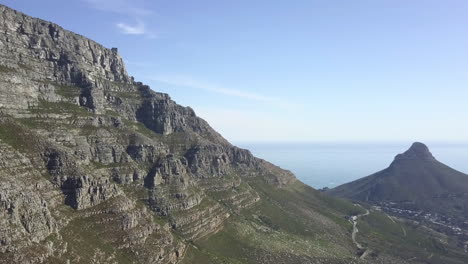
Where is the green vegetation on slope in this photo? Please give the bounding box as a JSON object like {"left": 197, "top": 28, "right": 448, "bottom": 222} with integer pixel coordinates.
{"left": 0, "top": 65, "right": 15, "bottom": 73}
{"left": 0, "top": 119, "right": 42, "bottom": 152}
{"left": 183, "top": 179, "right": 468, "bottom": 264}
{"left": 358, "top": 210, "right": 468, "bottom": 264}
{"left": 30, "top": 100, "right": 92, "bottom": 116}
{"left": 183, "top": 180, "right": 359, "bottom": 264}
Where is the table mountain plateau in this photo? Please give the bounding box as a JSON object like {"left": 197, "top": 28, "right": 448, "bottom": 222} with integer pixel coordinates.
{"left": 0, "top": 5, "right": 467, "bottom": 264}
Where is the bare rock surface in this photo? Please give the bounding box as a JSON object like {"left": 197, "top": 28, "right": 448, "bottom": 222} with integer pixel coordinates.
{"left": 0, "top": 4, "right": 296, "bottom": 263}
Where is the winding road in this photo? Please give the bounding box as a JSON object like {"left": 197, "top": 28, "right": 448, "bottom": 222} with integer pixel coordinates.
{"left": 350, "top": 205, "right": 370, "bottom": 259}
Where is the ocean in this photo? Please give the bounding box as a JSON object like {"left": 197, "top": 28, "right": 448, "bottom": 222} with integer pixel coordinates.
{"left": 236, "top": 142, "right": 468, "bottom": 189}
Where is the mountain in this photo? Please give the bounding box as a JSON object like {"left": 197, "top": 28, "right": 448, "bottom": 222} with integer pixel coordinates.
{"left": 328, "top": 142, "right": 468, "bottom": 252}
{"left": 0, "top": 5, "right": 467, "bottom": 264}
{"left": 328, "top": 142, "right": 468, "bottom": 203}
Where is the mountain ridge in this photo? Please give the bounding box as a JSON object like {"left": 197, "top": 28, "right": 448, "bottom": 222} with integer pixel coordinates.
{"left": 0, "top": 4, "right": 296, "bottom": 262}
{"left": 328, "top": 142, "right": 468, "bottom": 202}
{"left": 1, "top": 5, "right": 468, "bottom": 264}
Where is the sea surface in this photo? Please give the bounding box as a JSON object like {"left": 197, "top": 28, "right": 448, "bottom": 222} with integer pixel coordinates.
{"left": 236, "top": 142, "right": 468, "bottom": 189}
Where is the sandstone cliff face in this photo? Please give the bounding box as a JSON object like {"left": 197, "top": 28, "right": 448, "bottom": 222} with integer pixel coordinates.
{"left": 0, "top": 4, "right": 295, "bottom": 263}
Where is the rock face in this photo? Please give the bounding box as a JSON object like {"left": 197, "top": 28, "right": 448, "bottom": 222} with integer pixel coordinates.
{"left": 0, "top": 142, "right": 61, "bottom": 255}
{"left": 0, "top": 4, "right": 295, "bottom": 263}
{"left": 393, "top": 142, "right": 435, "bottom": 162}
{"left": 328, "top": 142, "right": 468, "bottom": 203}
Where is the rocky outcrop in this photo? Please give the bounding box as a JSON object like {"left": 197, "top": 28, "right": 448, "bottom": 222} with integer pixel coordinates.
{"left": 0, "top": 5, "right": 129, "bottom": 114}
{"left": 0, "top": 4, "right": 296, "bottom": 263}
{"left": 0, "top": 142, "right": 62, "bottom": 263}
{"left": 170, "top": 198, "right": 230, "bottom": 240}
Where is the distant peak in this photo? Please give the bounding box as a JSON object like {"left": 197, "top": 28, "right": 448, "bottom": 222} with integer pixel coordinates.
{"left": 408, "top": 142, "right": 430, "bottom": 153}
{"left": 394, "top": 142, "right": 435, "bottom": 161}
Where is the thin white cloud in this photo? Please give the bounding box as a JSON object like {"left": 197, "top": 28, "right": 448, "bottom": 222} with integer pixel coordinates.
{"left": 84, "top": 0, "right": 156, "bottom": 38}
{"left": 151, "top": 75, "right": 292, "bottom": 105}
{"left": 116, "top": 21, "right": 146, "bottom": 35}
{"left": 83, "top": 0, "right": 152, "bottom": 16}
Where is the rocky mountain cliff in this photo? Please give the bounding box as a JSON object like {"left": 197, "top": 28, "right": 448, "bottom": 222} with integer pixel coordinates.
{"left": 0, "top": 4, "right": 295, "bottom": 263}
{"left": 1, "top": 5, "right": 468, "bottom": 264}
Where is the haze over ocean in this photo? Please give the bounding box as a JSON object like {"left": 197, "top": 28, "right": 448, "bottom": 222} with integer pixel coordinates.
{"left": 237, "top": 142, "right": 468, "bottom": 189}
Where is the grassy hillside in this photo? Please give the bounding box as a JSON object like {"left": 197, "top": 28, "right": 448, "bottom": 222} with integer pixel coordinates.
{"left": 181, "top": 180, "right": 468, "bottom": 264}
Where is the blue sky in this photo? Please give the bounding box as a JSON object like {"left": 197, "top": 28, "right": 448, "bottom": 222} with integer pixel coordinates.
{"left": 3, "top": 0, "right": 468, "bottom": 143}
